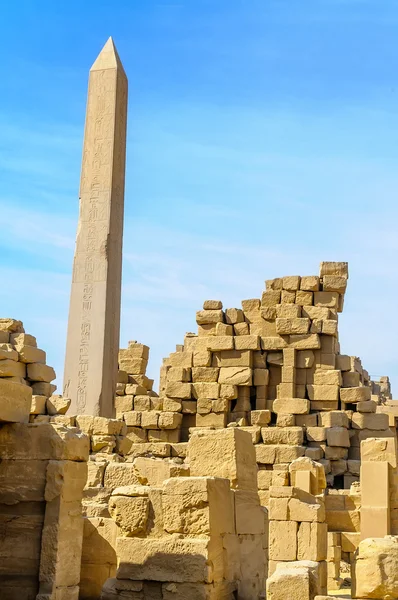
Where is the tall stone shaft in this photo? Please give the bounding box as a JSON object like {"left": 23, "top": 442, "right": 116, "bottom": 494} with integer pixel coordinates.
{"left": 63, "top": 38, "right": 128, "bottom": 416}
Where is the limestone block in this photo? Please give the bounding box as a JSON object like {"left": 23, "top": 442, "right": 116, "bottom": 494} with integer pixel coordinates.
{"left": 322, "top": 275, "right": 347, "bottom": 293}
{"left": 119, "top": 356, "right": 148, "bottom": 374}
{"left": 163, "top": 477, "right": 234, "bottom": 536}
{"left": 313, "top": 370, "right": 342, "bottom": 386}
{"left": 0, "top": 318, "right": 24, "bottom": 332}
{"left": 273, "top": 398, "right": 310, "bottom": 414}
{"left": 324, "top": 447, "right": 347, "bottom": 461}
{"left": 30, "top": 394, "right": 46, "bottom": 415}
{"left": 314, "top": 291, "right": 339, "bottom": 308}
{"left": 258, "top": 469, "right": 272, "bottom": 490}
{"left": 0, "top": 358, "right": 26, "bottom": 377}
{"left": 214, "top": 322, "right": 232, "bottom": 336}
{"left": 116, "top": 536, "right": 222, "bottom": 582}
{"left": 289, "top": 334, "right": 321, "bottom": 350}
{"left": 300, "top": 276, "right": 320, "bottom": 291}
{"left": 234, "top": 322, "right": 249, "bottom": 336}
{"left": 93, "top": 417, "right": 123, "bottom": 435}
{"left": 353, "top": 536, "right": 398, "bottom": 599}
{"left": 296, "top": 414, "right": 319, "bottom": 428}
{"left": 165, "top": 381, "right": 192, "bottom": 399}
{"left": 281, "top": 289, "right": 296, "bottom": 303}
{"left": 167, "top": 367, "right": 191, "bottom": 382}
{"left": 298, "top": 522, "right": 327, "bottom": 561}
{"left": 341, "top": 531, "right": 360, "bottom": 553}
{"left": 169, "top": 351, "right": 193, "bottom": 367}
{"left": 224, "top": 307, "right": 243, "bottom": 324}
{"left": 261, "top": 426, "right": 304, "bottom": 445}
{"left": 340, "top": 386, "right": 371, "bottom": 403}
{"left": 261, "top": 290, "right": 281, "bottom": 307}
{"left": 290, "top": 457, "right": 326, "bottom": 496}
{"left": 191, "top": 367, "right": 219, "bottom": 382}
{"left": 277, "top": 413, "right": 295, "bottom": 427}
{"left": 27, "top": 362, "right": 56, "bottom": 382}
{"left": 269, "top": 520, "right": 298, "bottom": 560}
{"left": 335, "top": 354, "right": 351, "bottom": 371}
{"left": 109, "top": 488, "right": 150, "bottom": 536}
{"left": 306, "top": 427, "right": 327, "bottom": 442}
{"left": 39, "top": 496, "right": 85, "bottom": 590}
{"left": 259, "top": 336, "right": 287, "bottom": 351}
{"left": 192, "top": 382, "right": 220, "bottom": 399}
{"left": 218, "top": 366, "right": 252, "bottom": 386}
{"left": 289, "top": 497, "right": 325, "bottom": 523}
{"left": 0, "top": 458, "right": 48, "bottom": 503}
{"left": 318, "top": 411, "right": 349, "bottom": 428}
{"left": 203, "top": 300, "right": 223, "bottom": 310}
{"left": 91, "top": 434, "right": 116, "bottom": 453}
{"left": 75, "top": 415, "right": 94, "bottom": 434}
{"left": 357, "top": 399, "right": 376, "bottom": 412}
{"left": 326, "top": 427, "right": 350, "bottom": 447}
{"left": 302, "top": 306, "right": 330, "bottom": 320}
{"left": 277, "top": 304, "right": 301, "bottom": 318}
{"left": 266, "top": 278, "right": 283, "bottom": 290}
{"left": 158, "top": 412, "right": 183, "bottom": 429}
{"left": 320, "top": 262, "right": 348, "bottom": 278}
{"left": 0, "top": 422, "right": 89, "bottom": 460}
{"left": 46, "top": 395, "right": 71, "bottom": 416}
{"left": 233, "top": 335, "right": 260, "bottom": 351}
{"left": 361, "top": 437, "right": 397, "bottom": 467}
{"left": 196, "top": 309, "right": 224, "bottom": 324}
{"left": 32, "top": 381, "right": 57, "bottom": 397}
{"left": 296, "top": 290, "right": 314, "bottom": 306}
{"left": 10, "top": 332, "right": 36, "bottom": 347}
{"left": 188, "top": 428, "right": 257, "bottom": 491}
{"left": 326, "top": 509, "right": 360, "bottom": 533}
{"left": 260, "top": 444, "right": 306, "bottom": 464}
{"left": 251, "top": 409, "right": 271, "bottom": 426}
{"left": 104, "top": 463, "right": 140, "bottom": 488}
{"left": 123, "top": 411, "right": 141, "bottom": 427}
{"left": 342, "top": 371, "right": 360, "bottom": 387}
{"left": 205, "top": 336, "right": 234, "bottom": 351}
{"left": 45, "top": 460, "right": 88, "bottom": 502}
{"left": 85, "top": 461, "right": 106, "bottom": 488}
{"left": 276, "top": 318, "right": 310, "bottom": 335}
{"left": 216, "top": 350, "right": 252, "bottom": 367}
{"left": 0, "top": 378, "right": 32, "bottom": 423}
{"left": 307, "top": 384, "right": 339, "bottom": 401}
{"left": 352, "top": 412, "right": 389, "bottom": 430}
{"left": 0, "top": 343, "right": 18, "bottom": 361}
{"left": 282, "top": 275, "right": 300, "bottom": 290}
{"left": 17, "top": 345, "right": 46, "bottom": 364}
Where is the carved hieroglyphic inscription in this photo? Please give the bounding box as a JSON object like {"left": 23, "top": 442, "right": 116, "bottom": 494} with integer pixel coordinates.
{"left": 64, "top": 39, "right": 127, "bottom": 416}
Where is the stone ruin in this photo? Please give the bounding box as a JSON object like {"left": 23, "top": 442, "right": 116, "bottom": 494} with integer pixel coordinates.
{"left": 2, "top": 39, "right": 398, "bottom": 600}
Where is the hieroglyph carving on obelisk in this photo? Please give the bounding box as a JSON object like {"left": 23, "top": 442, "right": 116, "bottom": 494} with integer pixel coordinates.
{"left": 63, "top": 38, "right": 128, "bottom": 416}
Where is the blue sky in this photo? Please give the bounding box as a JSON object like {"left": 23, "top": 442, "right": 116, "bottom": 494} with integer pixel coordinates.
{"left": 1, "top": 0, "right": 398, "bottom": 393}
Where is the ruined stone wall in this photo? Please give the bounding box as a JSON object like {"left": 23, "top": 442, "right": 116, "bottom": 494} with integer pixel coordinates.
{"left": 110, "top": 262, "right": 395, "bottom": 500}
{"left": 0, "top": 319, "right": 89, "bottom": 600}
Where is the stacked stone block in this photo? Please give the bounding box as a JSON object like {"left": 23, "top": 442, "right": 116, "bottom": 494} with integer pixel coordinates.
{"left": 0, "top": 421, "right": 89, "bottom": 600}
{"left": 153, "top": 262, "right": 394, "bottom": 495}
{"left": 0, "top": 318, "right": 59, "bottom": 424}
{"left": 267, "top": 457, "right": 327, "bottom": 587}
{"left": 115, "top": 341, "right": 183, "bottom": 444}
{"left": 97, "top": 428, "right": 266, "bottom": 600}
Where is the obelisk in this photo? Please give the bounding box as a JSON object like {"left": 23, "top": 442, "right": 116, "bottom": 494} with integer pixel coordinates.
{"left": 63, "top": 38, "right": 128, "bottom": 417}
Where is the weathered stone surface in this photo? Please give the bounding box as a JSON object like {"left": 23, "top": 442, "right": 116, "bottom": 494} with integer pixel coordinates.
{"left": 116, "top": 536, "right": 220, "bottom": 582}
{"left": 353, "top": 536, "right": 398, "bottom": 599}
{"left": 0, "top": 423, "right": 89, "bottom": 461}
{"left": 188, "top": 428, "right": 257, "bottom": 491}
{"left": 0, "top": 379, "right": 32, "bottom": 423}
